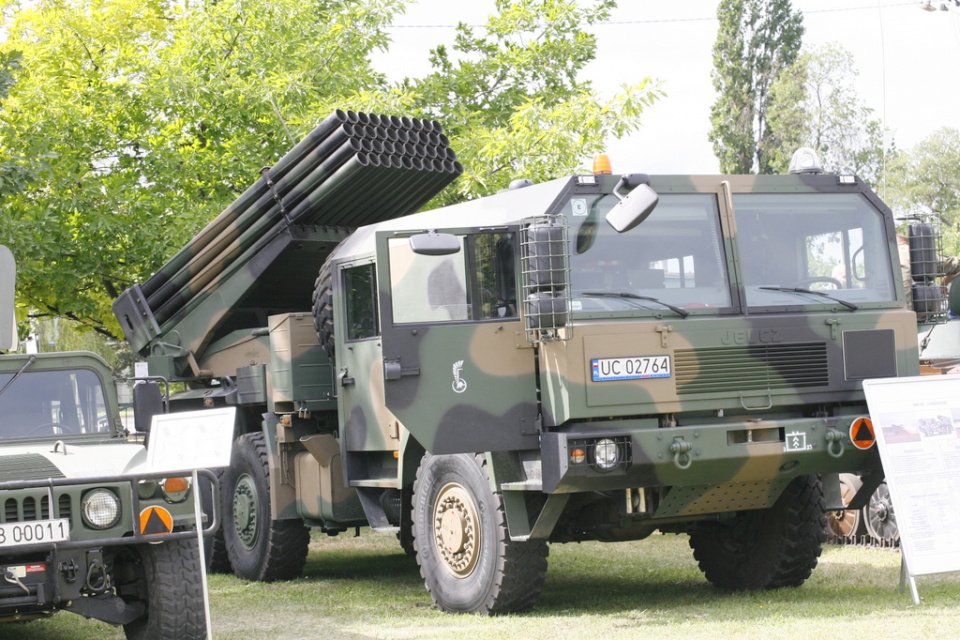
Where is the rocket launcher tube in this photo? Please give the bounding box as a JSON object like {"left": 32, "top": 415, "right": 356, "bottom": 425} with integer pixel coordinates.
{"left": 150, "top": 140, "right": 363, "bottom": 326}
{"left": 154, "top": 159, "right": 373, "bottom": 341}
{"left": 119, "top": 110, "right": 464, "bottom": 357}
{"left": 146, "top": 135, "right": 361, "bottom": 312}
{"left": 139, "top": 109, "right": 351, "bottom": 298}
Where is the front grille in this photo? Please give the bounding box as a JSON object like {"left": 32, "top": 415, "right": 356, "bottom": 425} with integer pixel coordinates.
{"left": 3, "top": 494, "right": 51, "bottom": 523}
{"left": 675, "top": 343, "right": 829, "bottom": 395}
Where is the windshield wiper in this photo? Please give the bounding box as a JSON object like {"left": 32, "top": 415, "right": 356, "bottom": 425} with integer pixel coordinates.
{"left": 583, "top": 292, "right": 690, "bottom": 318}
{"left": 0, "top": 355, "right": 36, "bottom": 400}
{"left": 759, "top": 286, "right": 859, "bottom": 311}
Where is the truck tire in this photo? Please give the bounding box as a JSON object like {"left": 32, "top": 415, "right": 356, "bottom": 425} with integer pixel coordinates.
{"left": 412, "top": 453, "right": 549, "bottom": 613}
{"left": 222, "top": 432, "right": 310, "bottom": 581}
{"left": 312, "top": 255, "right": 336, "bottom": 362}
{"left": 688, "top": 474, "right": 825, "bottom": 590}
{"left": 119, "top": 538, "right": 205, "bottom": 640}
{"left": 199, "top": 467, "right": 231, "bottom": 573}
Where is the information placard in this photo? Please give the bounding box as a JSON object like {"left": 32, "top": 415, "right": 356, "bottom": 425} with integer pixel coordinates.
{"left": 145, "top": 407, "right": 236, "bottom": 473}
{"left": 863, "top": 376, "right": 960, "bottom": 578}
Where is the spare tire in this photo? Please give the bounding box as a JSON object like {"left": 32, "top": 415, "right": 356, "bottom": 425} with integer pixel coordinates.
{"left": 312, "top": 257, "right": 336, "bottom": 362}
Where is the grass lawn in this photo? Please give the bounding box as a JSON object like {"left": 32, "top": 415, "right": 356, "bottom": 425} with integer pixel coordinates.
{"left": 8, "top": 531, "right": 959, "bottom": 640}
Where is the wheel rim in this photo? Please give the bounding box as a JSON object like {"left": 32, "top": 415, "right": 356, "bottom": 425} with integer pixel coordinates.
{"left": 826, "top": 477, "right": 861, "bottom": 537}
{"left": 864, "top": 483, "right": 899, "bottom": 542}
{"left": 433, "top": 482, "right": 480, "bottom": 578}
{"left": 233, "top": 473, "right": 260, "bottom": 550}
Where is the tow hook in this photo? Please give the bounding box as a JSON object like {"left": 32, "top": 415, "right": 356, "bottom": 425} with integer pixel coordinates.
{"left": 670, "top": 437, "right": 693, "bottom": 470}
{"left": 825, "top": 428, "right": 845, "bottom": 458}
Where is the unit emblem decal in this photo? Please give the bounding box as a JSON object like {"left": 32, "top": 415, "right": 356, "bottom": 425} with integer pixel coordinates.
{"left": 452, "top": 360, "right": 468, "bottom": 393}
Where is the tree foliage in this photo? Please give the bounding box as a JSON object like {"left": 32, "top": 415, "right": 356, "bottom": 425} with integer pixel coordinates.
{"left": 709, "top": 0, "right": 804, "bottom": 174}
{"left": 0, "top": 0, "right": 659, "bottom": 340}
{"left": 396, "top": 0, "right": 660, "bottom": 201}
{"left": 765, "top": 43, "right": 889, "bottom": 185}
{"left": 885, "top": 128, "right": 960, "bottom": 255}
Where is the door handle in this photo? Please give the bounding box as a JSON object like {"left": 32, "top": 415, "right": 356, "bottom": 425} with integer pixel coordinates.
{"left": 384, "top": 359, "right": 421, "bottom": 381}
{"left": 339, "top": 368, "right": 355, "bottom": 386}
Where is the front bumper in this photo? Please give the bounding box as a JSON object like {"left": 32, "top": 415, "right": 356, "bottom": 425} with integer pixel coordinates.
{"left": 0, "top": 469, "right": 219, "bottom": 618}
{"left": 541, "top": 415, "right": 881, "bottom": 502}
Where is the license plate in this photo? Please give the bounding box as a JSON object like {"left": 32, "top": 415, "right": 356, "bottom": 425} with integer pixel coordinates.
{"left": 0, "top": 519, "right": 70, "bottom": 548}
{"left": 591, "top": 356, "right": 671, "bottom": 381}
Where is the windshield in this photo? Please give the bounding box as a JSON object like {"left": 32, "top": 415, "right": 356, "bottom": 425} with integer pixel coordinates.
{"left": 735, "top": 193, "right": 896, "bottom": 308}
{"left": 0, "top": 369, "right": 111, "bottom": 440}
{"left": 562, "top": 193, "right": 731, "bottom": 314}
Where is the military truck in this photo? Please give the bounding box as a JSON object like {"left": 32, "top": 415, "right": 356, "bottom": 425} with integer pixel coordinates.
{"left": 115, "top": 112, "right": 910, "bottom": 613}
{"left": 0, "top": 245, "right": 217, "bottom": 638}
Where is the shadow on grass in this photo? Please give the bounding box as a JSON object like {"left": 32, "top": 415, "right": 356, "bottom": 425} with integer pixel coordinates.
{"left": 301, "top": 546, "right": 419, "bottom": 580}
{"left": 291, "top": 540, "right": 928, "bottom": 622}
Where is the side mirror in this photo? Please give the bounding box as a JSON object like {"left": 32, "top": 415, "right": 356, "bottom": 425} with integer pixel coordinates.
{"left": 409, "top": 231, "right": 461, "bottom": 256}
{"left": 605, "top": 175, "right": 659, "bottom": 233}
{"left": 133, "top": 381, "right": 164, "bottom": 435}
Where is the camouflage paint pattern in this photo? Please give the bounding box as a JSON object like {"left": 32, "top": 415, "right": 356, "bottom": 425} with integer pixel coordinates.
{"left": 114, "top": 110, "right": 462, "bottom": 368}
{"left": 321, "top": 170, "right": 903, "bottom": 533}
{"left": 120, "top": 113, "right": 913, "bottom": 545}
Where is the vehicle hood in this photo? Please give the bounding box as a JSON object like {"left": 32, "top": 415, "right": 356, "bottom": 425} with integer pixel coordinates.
{"left": 0, "top": 439, "right": 148, "bottom": 483}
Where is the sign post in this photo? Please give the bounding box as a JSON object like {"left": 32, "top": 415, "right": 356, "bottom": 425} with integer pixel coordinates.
{"left": 863, "top": 376, "right": 960, "bottom": 604}
{"left": 146, "top": 407, "right": 236, "bottom": 640}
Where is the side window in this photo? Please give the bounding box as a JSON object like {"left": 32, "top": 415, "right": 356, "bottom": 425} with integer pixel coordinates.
{"left": 388, "top": 232, "right": 518, "bottom": 324}
{"left": 473, "top": 232, "right": 517, "bottom": 319}
{"left": 343, "top": 263, "right": 379, "bottom": 340}
{"left": 389, "top": 237, "right": 470, "bottom": 323}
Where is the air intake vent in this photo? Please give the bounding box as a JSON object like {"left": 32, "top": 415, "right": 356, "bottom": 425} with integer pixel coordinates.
{"left": 3, "top": 495, "right": 53, "bottom": 523}
{"left": 0, "top": 453, "right": 65, "bottom": 482}
{"left": 675, "top": 343, "right": 829, "bottom": 395}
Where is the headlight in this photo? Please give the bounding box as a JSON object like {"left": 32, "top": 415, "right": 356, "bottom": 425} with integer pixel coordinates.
{"left": 161, "top": 477, "right": 191, "bottom": 503}
{"left": 82, "top": 489, "right": 121, "bottom": 529}
{"left": 594, "top": 438, "right": 619, "bottom": 472}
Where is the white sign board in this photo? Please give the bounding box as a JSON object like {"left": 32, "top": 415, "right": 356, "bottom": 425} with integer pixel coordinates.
{"left": 0, "top": 245, "right": 17, "bottom": 351}
{"left": 862, "top": 376, "right": 960, "bottom": 578}
{"left": 145, "top": 407, "right": 236, "bottom": 473}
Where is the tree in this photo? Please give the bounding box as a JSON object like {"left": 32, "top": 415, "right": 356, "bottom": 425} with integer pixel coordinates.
{"left": 393, "top": 0, "right": 660, "bottom": 202}
{"left": 0, "top": 0, "right": 659, "bottom": 340}
{"left": 0, "top": 0, "right": 405, "bottom": 338}
{"left": 709, "top": 0, "right": 804, "bottom": 174}
{"left": 765, "top": 43, "right": 889, "bottom": 185}
{"left": 884, "top": 128, "right": 960, "bottom": 255}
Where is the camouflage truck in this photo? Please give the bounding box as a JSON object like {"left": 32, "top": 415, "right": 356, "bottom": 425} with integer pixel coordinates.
{"left": 0, "top": 245, "right": 217, "bottom": 638}
{"left": 115, "top": 113, "right": 908, "bottom": 613}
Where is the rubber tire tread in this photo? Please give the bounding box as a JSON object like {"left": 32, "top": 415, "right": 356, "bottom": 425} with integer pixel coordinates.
{"left": 688, "top": 474, "right": 825, "bottom": 590}
{"left": 200, "top": 466, "right": 231, "bottom": 573}
{"left": 121, "top": 538, "right": 205, "bottom": 640}
{"left": 312, "top": 250, "right": 339, "bottom": 362}
{"left": 412, "top": 453, "right": 549, "bottom": 614}
{"left": 222, "top": 432, "right": 310, "bottom": 582}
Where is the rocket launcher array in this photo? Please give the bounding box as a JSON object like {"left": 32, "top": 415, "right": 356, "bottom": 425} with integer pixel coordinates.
{"left": 115, "top": 110, "right": 463, "bottom": 357}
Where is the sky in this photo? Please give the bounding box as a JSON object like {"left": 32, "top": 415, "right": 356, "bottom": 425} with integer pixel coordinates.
{"left": 372, "top": 0, "right": 960, "bottom": 175}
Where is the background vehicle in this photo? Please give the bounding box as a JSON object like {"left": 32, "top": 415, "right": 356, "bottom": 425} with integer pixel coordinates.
{"left": 115, "top": 114, "right": 909, "bottom": 613}
{"left": 0, "top": 245, "right": 217, "bottom": 639}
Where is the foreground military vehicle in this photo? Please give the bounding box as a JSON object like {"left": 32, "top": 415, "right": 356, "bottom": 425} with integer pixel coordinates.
{"left": 0, "top": 246, "right": 215, "bottom": 638}
{"left": 115, "top": 112, "right": 909, "bottom": 613}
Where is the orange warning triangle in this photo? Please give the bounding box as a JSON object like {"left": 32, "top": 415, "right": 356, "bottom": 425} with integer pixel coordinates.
{"left": 849, "top": 418, "right": 876, "bottom": 450}
{"left": 139, "top": 506, "right": 173, "bottom": 535}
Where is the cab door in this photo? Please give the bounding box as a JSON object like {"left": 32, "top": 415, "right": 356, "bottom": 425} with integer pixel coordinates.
{"left": 333, "top": 257, "right": 400, "bottom": 458}
{"left": 375, "top": 228, "right": 539, "bottom": 455}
